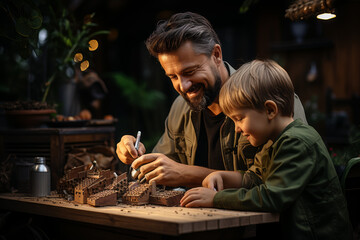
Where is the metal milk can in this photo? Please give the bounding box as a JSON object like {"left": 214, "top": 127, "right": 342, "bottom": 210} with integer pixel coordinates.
{"left": 30, "top": 157, "right": 51, "bottom": 197}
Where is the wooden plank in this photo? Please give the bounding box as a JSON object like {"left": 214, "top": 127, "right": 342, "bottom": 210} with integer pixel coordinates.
{"left": 0, "top": 195, "right": 182, "bottom": 235}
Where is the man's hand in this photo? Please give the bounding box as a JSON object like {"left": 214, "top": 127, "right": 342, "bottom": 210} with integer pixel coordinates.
{"left": 116, "top": 135, "right": 146, "bottom": 165}
{"left": 131, "top": 153, "right": 184, "bottom": 187}
{"left": 180, "top": 187, "right": 216, "bottom": 208}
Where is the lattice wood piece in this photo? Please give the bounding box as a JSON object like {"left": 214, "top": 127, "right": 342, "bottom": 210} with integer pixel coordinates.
{"left": 122, "top": 183, "right": 151, "bottom": 205}
{"left": 87, "top": 190, "right": 118, "bottom": 207}
{"left": 105, "top": 172, "right": 128, "bottom": 197}
{"left": 74, "top": 178, "right": 99, "bottom": 204}
{"left": 149, "top": 190, "right": 184, "bottom": 206}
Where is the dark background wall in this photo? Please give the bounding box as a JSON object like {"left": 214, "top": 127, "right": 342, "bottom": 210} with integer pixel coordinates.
{"left": 2, "top": 0, "right": 360, "bottom": 151}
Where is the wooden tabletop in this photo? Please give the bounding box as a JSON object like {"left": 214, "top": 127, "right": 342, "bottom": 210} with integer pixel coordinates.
{"left": 0, "top": 193, "right": 279, "bottom": 236}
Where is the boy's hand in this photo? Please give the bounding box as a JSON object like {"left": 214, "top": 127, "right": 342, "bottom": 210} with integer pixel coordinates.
{"left": 202, "top": 172, "right": 224, "bottom": 191}
{"left": 180, "top": 187, "right": 217, "bottom": 208}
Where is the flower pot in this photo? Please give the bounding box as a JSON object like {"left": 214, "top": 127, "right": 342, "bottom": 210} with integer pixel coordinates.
{"left": 5, "top": 109, "right": 56, "bottom": 128}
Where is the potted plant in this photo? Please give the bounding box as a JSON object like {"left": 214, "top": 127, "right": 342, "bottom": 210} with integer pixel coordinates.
{"left": 0, "top": 0, "right": 109, "bottom": 128}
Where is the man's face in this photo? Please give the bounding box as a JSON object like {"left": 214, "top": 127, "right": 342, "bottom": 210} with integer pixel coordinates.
{"left": 158, "top": 42, "right": 222, "bottom": 111}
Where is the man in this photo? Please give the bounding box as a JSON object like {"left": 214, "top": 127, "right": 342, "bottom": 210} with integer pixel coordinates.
{"left": 116, "top": 12, "right": 307, "bottom": 187}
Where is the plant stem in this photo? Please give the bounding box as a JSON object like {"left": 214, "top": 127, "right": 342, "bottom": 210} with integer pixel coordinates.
{"left": 42, "top": 72, "right": 56, "bottom": 103}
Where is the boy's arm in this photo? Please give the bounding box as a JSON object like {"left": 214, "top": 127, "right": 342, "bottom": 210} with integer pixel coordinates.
{"left": 213, "top": 137, "right": 316, "bottom": 212}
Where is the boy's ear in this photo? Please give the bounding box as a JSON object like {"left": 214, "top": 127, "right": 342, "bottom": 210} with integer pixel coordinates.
{"left": 264, "top": 100, "right": 278, "bottom": 120}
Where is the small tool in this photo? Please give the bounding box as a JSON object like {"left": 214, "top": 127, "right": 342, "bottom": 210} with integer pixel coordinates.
{"left": 134, "top": 130, "right": 141, "bottom": 151}
{"left": 130, "top": 131, "right": 142, "bottom": 181}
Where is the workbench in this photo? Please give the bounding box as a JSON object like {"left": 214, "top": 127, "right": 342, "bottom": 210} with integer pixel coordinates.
{"left": 0, "top": 193, "right": 279, "bottom": 239}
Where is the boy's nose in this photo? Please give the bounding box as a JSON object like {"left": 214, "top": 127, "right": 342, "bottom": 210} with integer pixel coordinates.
{"left": 235, "top": 124, "right": 242, "bottom": 133}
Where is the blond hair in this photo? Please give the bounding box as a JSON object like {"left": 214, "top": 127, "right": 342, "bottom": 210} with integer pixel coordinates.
{"left": 220, "top": 59, "right": 294, "bottom": 117}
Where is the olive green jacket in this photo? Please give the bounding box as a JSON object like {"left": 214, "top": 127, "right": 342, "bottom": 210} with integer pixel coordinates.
{"left": 152, "top": 62, "right": 307, "bottom": 184}
{"left": 214, "top": 119, "right": 352, "bottom": 240}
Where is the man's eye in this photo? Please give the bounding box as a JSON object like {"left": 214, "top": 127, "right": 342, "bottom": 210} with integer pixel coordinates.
{"left": 169, "top": 75, "right": 177, "bottom": 80}
{"left": 184, "top": 70, "right": 195, "bottom": 76}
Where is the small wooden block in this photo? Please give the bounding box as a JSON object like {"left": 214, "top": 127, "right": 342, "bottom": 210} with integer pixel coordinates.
{"left": 87, "top": 190, "right": 117, "bottom": 207}
{"left": 149, "top": 190, "right": 184, "bottom": 206}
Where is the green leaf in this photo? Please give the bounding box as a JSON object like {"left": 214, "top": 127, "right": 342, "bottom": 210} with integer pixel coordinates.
{"left": 15, "top": 17, "right": 32, "bottom": 37}
{"left": 29, "top": 9, "right": 43, "bottom": 29}
{"left": 88, "top": 30, "right": 110, "bottom": 39}
{"left": 28, "top": 15, "right": 42, "bottom": 29}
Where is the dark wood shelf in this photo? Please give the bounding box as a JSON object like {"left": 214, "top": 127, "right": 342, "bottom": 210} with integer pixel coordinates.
{"left": 0, "top": 126, "right": 116, "bottom": 189}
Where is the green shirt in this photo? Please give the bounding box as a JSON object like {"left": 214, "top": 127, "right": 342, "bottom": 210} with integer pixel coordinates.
{"left": 214, "top": 119, "right": 352, "bottom": 240}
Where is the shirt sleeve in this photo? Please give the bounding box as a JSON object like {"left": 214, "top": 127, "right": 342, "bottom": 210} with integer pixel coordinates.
{"left": 214, "top": 136, "right": 316, "bottom": 212}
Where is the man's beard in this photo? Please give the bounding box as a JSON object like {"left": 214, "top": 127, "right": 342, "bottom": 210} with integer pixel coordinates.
{"left": 180, "top": 68, "right": 222, "bottom": 112}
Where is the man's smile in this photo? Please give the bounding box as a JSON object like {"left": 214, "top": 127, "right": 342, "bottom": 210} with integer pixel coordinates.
{"left": 185, "top": 83, "right": 203, "bottom": 98}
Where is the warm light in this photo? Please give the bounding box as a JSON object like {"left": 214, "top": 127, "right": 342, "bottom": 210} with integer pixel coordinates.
{"left": 316, "top": 12, "right": 336, "bottom": 20}
{"left": 80, "top": 60, "right": 89, "bottom": 71}
{"left": 74, "top": 53, "right": 83, "bottom": 62}
{"left": 88, "top": 39, "right": 98, "bottom": 51}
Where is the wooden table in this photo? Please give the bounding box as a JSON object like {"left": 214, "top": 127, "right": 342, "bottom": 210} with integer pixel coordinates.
{"left": 0, "top": 193, "right": 279, "bottom": 239}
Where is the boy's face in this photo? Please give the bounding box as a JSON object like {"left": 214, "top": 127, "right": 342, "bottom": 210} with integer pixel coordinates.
{"left": 229, "top": 108, "right": 272, "bottom": 147}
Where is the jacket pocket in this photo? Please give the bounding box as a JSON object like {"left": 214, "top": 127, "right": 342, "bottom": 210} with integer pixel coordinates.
{"left": 174, "top": 134, "right": 192, "bottom": 164}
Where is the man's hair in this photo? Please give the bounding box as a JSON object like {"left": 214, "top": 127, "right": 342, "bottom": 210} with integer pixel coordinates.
{"left": 145, "top": 12, "right": 220, "bottom": 58}
{"left": 219, "top": 59, "right": 295, "bottom": 117}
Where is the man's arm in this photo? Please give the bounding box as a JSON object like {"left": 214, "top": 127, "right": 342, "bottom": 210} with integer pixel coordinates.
{"left": 132, "top": 153, "right": 215, "bottom": 187}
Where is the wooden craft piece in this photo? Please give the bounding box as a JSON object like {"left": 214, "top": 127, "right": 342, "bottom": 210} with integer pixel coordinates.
{"left": 122, "top": 183, "right": 151, "bottom": 205}
{"left": 149, "top": 190, "right": 184, "bottom": 207}
{"left": 87, "top": 190, "right": 117, "bottom": 207}
{"left": 65, "top": 165, "right": 91, "bottom": 180}
{"left": 105, "top": 172, "right": 128, "bottom": 197}
{"left": 87, "top": 177, "right": 109, "bottom": 196}
{"left": 74, "top": 178, "right": 99, "bottom": 204}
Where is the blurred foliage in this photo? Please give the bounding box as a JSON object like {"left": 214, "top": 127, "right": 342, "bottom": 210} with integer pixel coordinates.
{"left": 304, "top": 95, "right": 326, "bottom": 127}
{"left": 0, "top": 0, "right": 109, "bottom": 104}
{"left": 0, "top": 0, "right": 42, "bottom": 59}
{"left": 329, "top": 125, "right": 360, "bottom": 167}
{"left": 304, "top": 95, "right": 360, "bottom": 167}
{"left": 239, "top": 0, "right": 260, "bottom": 14}
{"left": 41, "top": 9, "right": 109, "bottom": 103}
{"left": 110, "top": 72, "right": 165, "bottom": 110}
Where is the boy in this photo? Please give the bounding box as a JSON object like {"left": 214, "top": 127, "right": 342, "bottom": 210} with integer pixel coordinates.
{"left": 180, "top": 59, "right": 352, "bottom": 239}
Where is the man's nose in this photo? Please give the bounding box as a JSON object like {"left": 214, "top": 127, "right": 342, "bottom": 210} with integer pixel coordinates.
{"left": 179, "top": 76, "right": 192, "bottom": 93}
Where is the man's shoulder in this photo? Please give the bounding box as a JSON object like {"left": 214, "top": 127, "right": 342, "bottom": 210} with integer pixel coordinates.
{"left": 166, "top": 96, "right": 194, "bottom": 128}
{"left": 169, "top": 96, "right": 190, "bottom": 114}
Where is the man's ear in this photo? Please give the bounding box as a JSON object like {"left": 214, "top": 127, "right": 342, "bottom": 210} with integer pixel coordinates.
{"left": 264, "top": 100, "right": 278, "bottom": 120}
{"left": 212, "top": 44, "right": 222, "bottom": 65}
